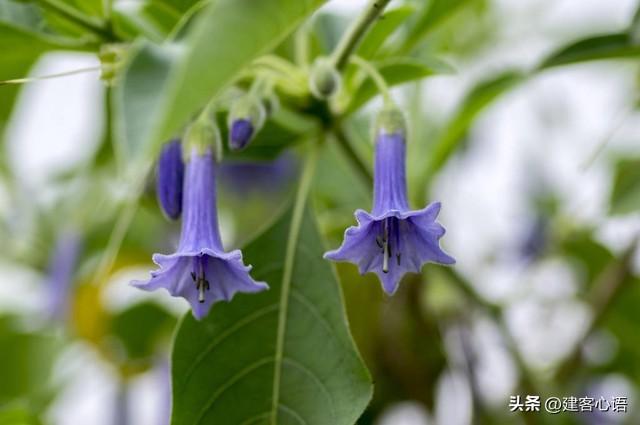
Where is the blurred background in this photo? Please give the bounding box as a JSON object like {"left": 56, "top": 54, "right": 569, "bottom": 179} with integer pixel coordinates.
{"left": 1, "top": 0, "right": 640, "bottom": 424}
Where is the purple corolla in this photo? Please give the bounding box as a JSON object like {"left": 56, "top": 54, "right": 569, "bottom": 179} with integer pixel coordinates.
{"left": 324, "top": 106, "right": 455, "bottom": 294}
{"left": 133, "top": 147, "right": 268, "bottom": 319}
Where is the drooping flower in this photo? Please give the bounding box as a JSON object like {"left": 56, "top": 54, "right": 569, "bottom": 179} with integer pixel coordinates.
{"left": 45, "top": 229, "right": 82, "bottom": 321}
{"left": 133, "top": 147, "right": 268, "bottom": 319}
{"left": 156, "top": 139, "right": 184, "bottom": 220}
{"left": 324, "top": 106, "right": 455, "bottom": 295}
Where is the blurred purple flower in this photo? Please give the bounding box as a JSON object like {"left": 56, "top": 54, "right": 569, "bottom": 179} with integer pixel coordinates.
{"left": 133, "top": 147, "right": 268, "bottom": 320}
{"left": 325, "top": 111, "right": 454, "bottom": 295}
{"left": 156, "top": 139, "right": 184, "bottom": 220}
{"left": 518, "top": 215, "right": 548, "bottom": 263}
{"left": 229, "top": 119, "right": 254, "bottom": 150}
{"left": 45, "top": 229, "right": 82, "bottom": 321}
{"left": 219, "top": 152, "right": 297, "bottom": 196}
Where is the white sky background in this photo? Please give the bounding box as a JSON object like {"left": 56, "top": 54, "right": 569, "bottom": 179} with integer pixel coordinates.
{"left": 1, "top": 0, "right": 640, "bottom": 424}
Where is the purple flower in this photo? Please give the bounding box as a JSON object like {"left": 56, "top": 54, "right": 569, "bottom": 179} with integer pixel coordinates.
{"left": 156, "top": 139, "right": 184, "bottom": 220}
{"left": 45, "top": 229, "right": 82, "bottom": 321}
{"left": 133, "top": 147, "right": 268, "bottom": 320}
{"left": 229, "top": 119, "right": 254, "bottom": 150}
{"left": 324, "top": 108, "right": 454, "bottom": 295}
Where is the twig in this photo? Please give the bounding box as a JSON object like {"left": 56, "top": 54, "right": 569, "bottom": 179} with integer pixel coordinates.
{"left": 0, "top": 67, "right": 101, "bottom": 86}
{"left": 330, "top": 0, "right": 393, "bottom": 71}
{"left": 555, "top": 239, "right": 638, "bottom": 380}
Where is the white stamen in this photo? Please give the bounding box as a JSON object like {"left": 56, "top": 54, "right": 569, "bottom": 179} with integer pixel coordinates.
{"left": 198, "top": 283, "right": 205, "bottom": 303}
{"left": 383, "top": 240, "right": 389, "bottom": 273}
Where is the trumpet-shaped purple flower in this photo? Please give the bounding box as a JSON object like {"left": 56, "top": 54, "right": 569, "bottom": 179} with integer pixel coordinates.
{"left": 156, "top": 139, "right": 184, "bottom": 220}
{"left": 133, "top": 148, "right": 268, "bottom": 319}
{"left": 324, "top": 113, "right": 454, "bottom": 295}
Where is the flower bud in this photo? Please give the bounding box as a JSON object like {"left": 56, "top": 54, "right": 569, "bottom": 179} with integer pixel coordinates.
{"left": 156, "top": 139, "right": 184, "bottom": 220}
{"left": 99, "top": 44, "right": 126, "bottom": 86}
{"left": 309, "top": 57, "right": 341, "bottom": 99}
{"left": 227, "top": 95, "right": 265, "bottom": 150}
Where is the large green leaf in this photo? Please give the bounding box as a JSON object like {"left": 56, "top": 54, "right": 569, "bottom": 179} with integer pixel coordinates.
{"left": 171, "top": 204, "right": 372, "bottom": 424}
{"left": 115, "top": 0, "right": 326, "bottom": 166}
{"left": 538, "top": 33, "right": 640, "bottom": 69}
{"left": 609, "top": 157, "right": 640, "bottom": 215}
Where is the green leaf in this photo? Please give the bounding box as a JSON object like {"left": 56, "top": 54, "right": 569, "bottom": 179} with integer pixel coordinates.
{"left": 111, "top": 0, "right": 201, "bottom": 42}
{"left": 609, "top": 157, "right": 640, "bottom": 215}
{"left": 0, "top": 318, "right": 60, "bottom": 406}
{"left": 56, "top": 0, "right": 105, "bottom": 19}
{"left": 113, "top": 41, "right": 178, "bottom": 162}
{"left": 560, "top": 231, "right": 614, "bottom": 285}
{"left": 153, "top": 0, "right": 202, "bottom": 15}
{"left": 171, "top": 204, "right": 372, "bottom": 424}
{"left": 425, "top": 71, "right": 523, "bottom": 177}
{"left": 403, "top": 0, "right": 476, "bottom": 52}
{"left": 345, "top": 57, "right": 453, "bottom": 114}
{"left": 356, "top": 5, "right": 415, "bottom": 59}
{"left": 114, "top": 0, "right": 327, "bottom": 166}
{"left": 110, "top": 301, "right": 176, "bottom": 362}
{"left": 538, "top": 33, "right": 640, "bottom": 69}
{"left": 0, "top": 402, "right": 42, "bottom": 425}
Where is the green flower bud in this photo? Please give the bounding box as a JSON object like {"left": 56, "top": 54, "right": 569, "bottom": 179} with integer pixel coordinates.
{"left": 227, "top": 95, "right": 266, "bottom": 150}
{"left": 309, "top": 57, "right": 341, "bottom": 99}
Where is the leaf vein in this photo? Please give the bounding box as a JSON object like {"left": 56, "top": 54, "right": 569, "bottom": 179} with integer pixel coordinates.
{"left": 181, "top": 303, "right": 279, "bottom": 389}
{"left": 195, "top": 356, "right": 275, "bottom": 425}
{"left": 278, "top": 403, "right": 307, "bottom": 425}
{"left": 283, "top": 357, "right": 336, "bottom": 420}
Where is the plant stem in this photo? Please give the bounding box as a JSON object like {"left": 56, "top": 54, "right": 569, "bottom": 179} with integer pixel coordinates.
{"left": 36, "top": 0, "right": 119, "bottom": 41}
{"left": 0, "top": 66, "right": 102, "bottom": 86}
{"left": 330, "top": 0, "right": 393, "bottom": 71}
{"left": 555, "top": 239, "right": 638, "bottom": 380}
{"left": 440, "top": 268, "right": 541, "bottom": 404}
{"left": 350, "top": 55, "right": 393, "bottom": 105}
{"left": 332, "top": 126, "right": 373, "bottom": 186}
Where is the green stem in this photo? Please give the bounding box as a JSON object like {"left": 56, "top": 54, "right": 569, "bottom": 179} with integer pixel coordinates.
{"left": 332, "top": 126, "right": 373, "bottom": 186}
{"left": 36, "top": 0, "right": 119, "bottom": 41}
{"left": 350, "top": 55, "right": 393, "bottom": 105}
{"left": 0, "top": 66, "right": 101, "bottom": 86}
{"left": 93, "top": 197, "right": 140, "bottom": 288}
{"left": 270, "top": 141, "right": 319, "bottom": 425}
{"left": 555, "top": 239, "right": 637, "bottom": 380}
{"left": 330, "top": 0, "right": 393, "bottom": 71}
{"left": 440, "top": 268, "right": 541, "bottom": 408}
